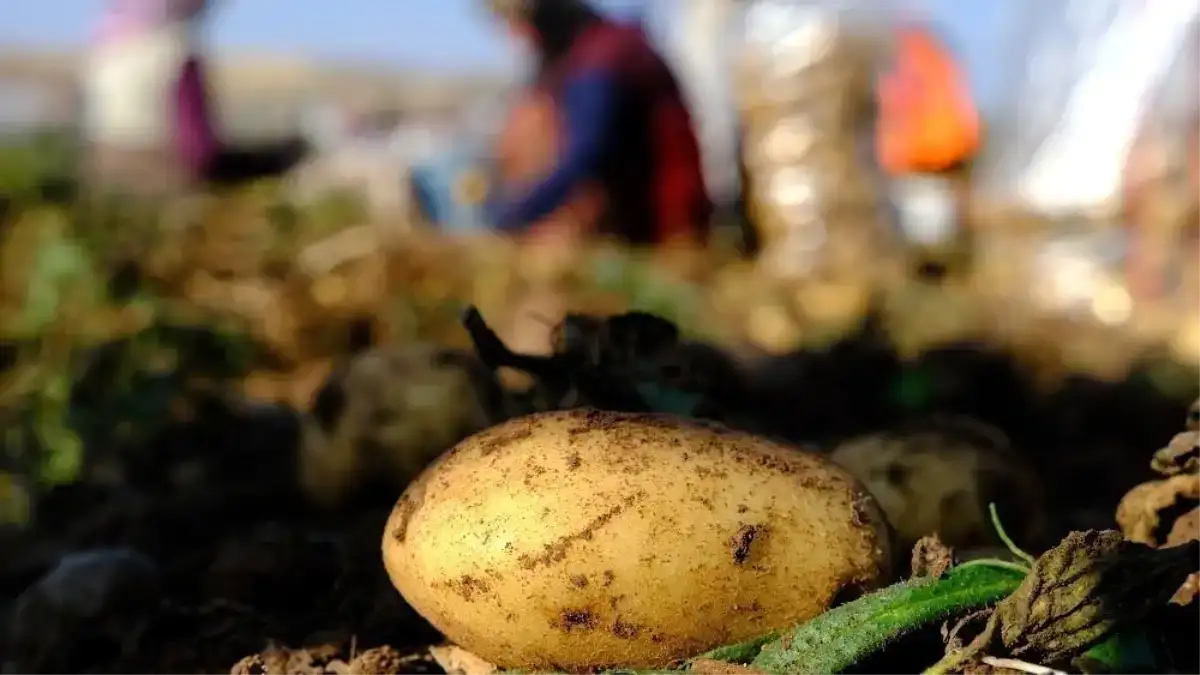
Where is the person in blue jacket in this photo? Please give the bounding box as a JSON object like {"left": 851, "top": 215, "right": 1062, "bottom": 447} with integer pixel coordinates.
{"left": 485, "top": 0, "right": 713, "bottom": 247}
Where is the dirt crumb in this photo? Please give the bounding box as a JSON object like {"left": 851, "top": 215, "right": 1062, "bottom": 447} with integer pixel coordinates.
{"left": 556, "top": 609, "right": 598, "bottom": 631}
{"left": 446, "top": 575, "right": 491, "bottom": 601}
{"left": 611, "top": 619, "right": 641, "bottom": 639}
{"left": 910, "top": 534, "right": 954, "bottom": 579}
{"left": 477, "top": 426, "right": 534, "bottom": 457}
{"left": 346, "top": 646, "right": 405, "bottom": 674}
{"left": 518, "top": 493, "right": 642, "bottom": 569}
{"left": 730, "top": 524, "right": 762, "bottom": 565}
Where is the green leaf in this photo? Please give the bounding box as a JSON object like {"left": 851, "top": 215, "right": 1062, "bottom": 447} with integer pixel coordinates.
{"left": 1077, "top": 629, "right": 1163, "bottom": 673}
{"left": 38, "top": 430, "right": 81, "bottom": 485}
{"left": 751, "top": 563, "right": 1026, "bottom": 674}
{"left": 694, "top": 631, "right": 780, "bottom": 664}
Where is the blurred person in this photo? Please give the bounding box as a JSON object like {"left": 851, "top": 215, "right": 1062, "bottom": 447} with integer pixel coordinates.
{"left": 876, "top": 20, "right": 981, "bottom": 280}
{"left": 484, "top": 0, "right": 713, "bottom": 248}
{"left": 83, "top": 0, "right": 307, "bottom": 197}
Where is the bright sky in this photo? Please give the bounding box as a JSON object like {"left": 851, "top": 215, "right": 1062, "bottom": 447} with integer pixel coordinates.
{"left": 1, "top": 0, "right": 651, "bottom": 73}
{"left": 1, "top": 0, "right": 1009, "bottom": 103}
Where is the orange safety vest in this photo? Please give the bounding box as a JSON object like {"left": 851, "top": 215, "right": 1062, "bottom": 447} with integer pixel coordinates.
{"left": 876, "top": 25, "right": 981, "bottom": 175}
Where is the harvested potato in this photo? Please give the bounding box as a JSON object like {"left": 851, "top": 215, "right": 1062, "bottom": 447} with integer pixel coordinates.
{"left": 383, "top": 408, "right": 892, "bottom": 671}
{"left": 830, "top": 418, "right": 1046, "bottom": 556}
{"left": 299, "top": 344, "right": 505, "bottom": 507}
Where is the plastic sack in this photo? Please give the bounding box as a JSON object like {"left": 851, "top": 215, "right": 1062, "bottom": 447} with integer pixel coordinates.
{"left": 972, "top": 0, "right": 1200, "bottom": 221}
{"left": 663, "top": 0, "right": 743, "bottom": 207}
{"left": 736, "top": 0, "right": 896, "bottom": 280}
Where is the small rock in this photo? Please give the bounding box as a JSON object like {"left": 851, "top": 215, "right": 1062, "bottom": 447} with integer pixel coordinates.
{"left": 4, "top": 548, "right": 159, "bottom": 673}
{"left": 428, "top": 644, "right": 497, "bottom": 675}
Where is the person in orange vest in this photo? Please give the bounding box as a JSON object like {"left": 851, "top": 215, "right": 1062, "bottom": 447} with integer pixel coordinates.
{"left": 876, "top": 21, "right": 981, "bottom": 278}
{"left": 876, "top": 22, "right": 981, "bottom": 176}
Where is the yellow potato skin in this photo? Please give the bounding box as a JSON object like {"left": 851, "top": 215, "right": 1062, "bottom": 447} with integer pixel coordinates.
{"left": 382, "top": 408, "right": 893, "bottom": 671}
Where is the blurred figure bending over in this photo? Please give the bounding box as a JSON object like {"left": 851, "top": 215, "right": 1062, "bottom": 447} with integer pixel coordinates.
{"left": 83, "top": 0, "right": 307, "bottom": 197}
{"left": 485, "top": 0, "right": 712, "bottom": 247}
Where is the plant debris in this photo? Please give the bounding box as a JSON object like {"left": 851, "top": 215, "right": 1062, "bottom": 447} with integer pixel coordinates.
{"left": 1115, "top": 399, "right": 1200, "bottom": 606}
{"left": 1149, "top": 429, "right": 1199, "bottom": 476}
{"left": 995, "top": 531, "right": 1195, "bottom": 663}
{"left": 911, "top": 534, "right": 955, "bottom": 580}
{"left": 928, "top": 530, "right": 1198, "bottom": 672}
{"left": 460, "top": 305, "right": 736, "bottom": 421}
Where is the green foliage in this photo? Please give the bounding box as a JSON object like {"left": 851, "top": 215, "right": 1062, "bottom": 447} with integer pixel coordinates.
{"left": 0, "top": 157, "right": 262, "bottom": 521}
{"left": 587, "top": 249, "right": 708, "bottom": 340}
{"left": 0, "top": 131, "right": 78, "bottom": 202}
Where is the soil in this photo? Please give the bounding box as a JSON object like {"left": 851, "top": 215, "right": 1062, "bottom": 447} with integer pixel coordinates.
{"left": 0, "top": 329, "right": 1195, "bottom": 674}
{"left": 0, "top": 395, "right": 442, "bottom": 674}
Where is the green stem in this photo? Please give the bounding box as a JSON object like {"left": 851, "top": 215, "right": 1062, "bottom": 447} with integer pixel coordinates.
{"left": 750, "top": 563, "right": 1026, "bottom": 674}
{"left": 954, "top": 558, "right": 1030, "bottom": 576}
{"left": 693, "top": 632, "right": 781, "bottom": 664}
{"left": 988, "top": 502, "right": 1036, "bottom": 567}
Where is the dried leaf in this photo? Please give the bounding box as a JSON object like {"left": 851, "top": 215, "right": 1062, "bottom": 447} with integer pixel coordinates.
{"left": 1115, "top": 473, "right": 1200, "bottom": 546}
{"left": 1114, "top": 470, "right": 1199, "bottom": 607}
{"left": 912, "top": 534, "right": 955, "bottom": 580}
{"left": 1150, "top": 430, "right": 1199, "bottom": 477}
{"left": 994, "top": 530, "right": 1198, "bottom": 664}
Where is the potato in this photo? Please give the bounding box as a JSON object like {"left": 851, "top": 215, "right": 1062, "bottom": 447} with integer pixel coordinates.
{"left": 830, "top": 419, "right": 1046, "bottom": 557}
{"left": 383, "top": 408, "right": 892, "bottom": 671}
{"left": 299, "top": 344, "right": 505, "bottom": 508}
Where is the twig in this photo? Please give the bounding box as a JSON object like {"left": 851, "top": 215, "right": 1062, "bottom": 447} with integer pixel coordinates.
{"left": 461, "top": 306, "right": 561, "bottom": 379}
{"left": 980, "top": 656, "right": 1067, "bottom": 675}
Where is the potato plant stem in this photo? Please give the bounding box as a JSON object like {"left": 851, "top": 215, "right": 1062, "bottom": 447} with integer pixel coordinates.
{"left": 693, "top": 631, "right": 780, "bottom": 664}
{"left": 749, "top": 563, "right": 1026, "bottom": 674}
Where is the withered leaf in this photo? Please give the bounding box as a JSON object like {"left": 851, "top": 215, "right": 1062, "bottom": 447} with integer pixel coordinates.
{"left": 1150, "top": 430, "right": 1199, "bottom": 477}
{"left": 911, "top": 534, "right": 955, "bottom": 580}
{"left": 1116, "top": 473, "right": 1200, "bottom": 546}
{"left": 994, "top": 530, "right": 1199, "bottom": 664}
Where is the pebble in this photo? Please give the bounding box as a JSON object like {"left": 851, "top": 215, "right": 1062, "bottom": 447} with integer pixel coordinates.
{"left": 4, "top": 548, "right": 160, "bottom": 673}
